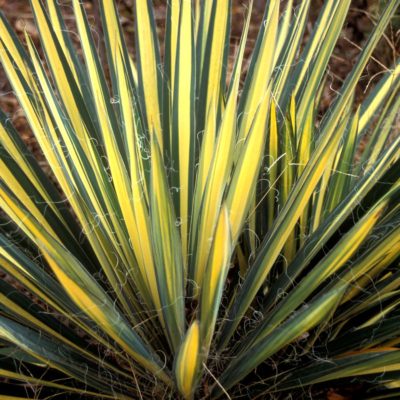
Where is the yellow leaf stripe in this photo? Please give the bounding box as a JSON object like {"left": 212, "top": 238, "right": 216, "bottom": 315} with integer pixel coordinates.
{"left": 238, "top": 0, "right": 279, "bottom": 142}
{"left": 227, "top": 92, "right": 270, "bottom": 242}
{"left": 190, "top": 2, "right": 251, "bottom": 292}
{"left": 175, "top": 321, "right": 200, "bottom": 399}
{"left": 200, "top": 1, "right": 230, "bottom": 129}
{"left": 150, "top": 138, "right": 185, "bottom": 351}
{"left": 173, "top": 0, "right": 194, "bottom": 264}
{"left": 200, "top": 206, "right": 232, "bottom": 351}
{"left": 134, "top": 0, "right": 163, "bottom": 149}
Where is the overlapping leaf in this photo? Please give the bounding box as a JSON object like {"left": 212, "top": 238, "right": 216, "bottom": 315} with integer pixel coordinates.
{"left": 0, "top": 0, "right": 399, "bottom": 399}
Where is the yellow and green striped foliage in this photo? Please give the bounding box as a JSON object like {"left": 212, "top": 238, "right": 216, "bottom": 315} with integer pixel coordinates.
{"left": 0, "top": 0, "right": 399, "bottom": 398}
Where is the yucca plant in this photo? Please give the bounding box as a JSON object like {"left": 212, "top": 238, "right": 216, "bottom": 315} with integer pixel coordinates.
{"left": 0, "top": 0, "right": 399, "bottom": 398}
